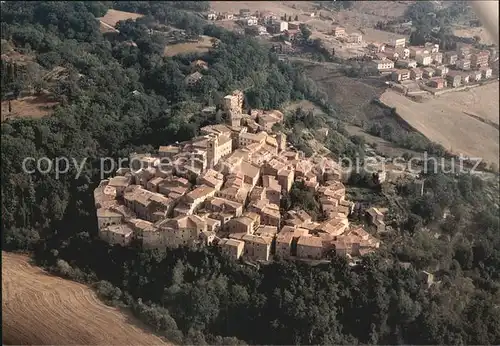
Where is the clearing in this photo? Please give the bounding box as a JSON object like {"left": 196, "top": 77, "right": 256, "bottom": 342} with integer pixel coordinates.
{"left": 1, "top": 94, "right": 59, "bottom": 121}
{"left": 303, "top": 63, "right": 391, "bottom": 124}
{"left": 164, "top": 35, "right": 214, "bottom": 57}
{"left": 380, "top": 86, "right": 499, "bottom": 167}
{"left": 98, "top": 9, "right": 144, "bottom": 28}
{"left": 2, "top": 252, "right": 170, "bottom": 345}
{"left": 345, "top": 125, "right": 424, "bottom": 159}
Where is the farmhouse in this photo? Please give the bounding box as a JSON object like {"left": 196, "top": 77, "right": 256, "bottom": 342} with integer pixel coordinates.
{"left": 184, "top": 72, "right": 203, "bottom": 87}
{"left": 347, "top": 32, "right": 363, "bottom": 44}
{"left": 332, "top": 26, "right": 346, "bottom": 37}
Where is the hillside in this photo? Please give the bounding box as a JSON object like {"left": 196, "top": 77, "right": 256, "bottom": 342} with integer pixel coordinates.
{"left": 2, "top": 252, "right": 169, "bottom": 345}
{"left": 1, "top": 1, "right": 500, "bottom": 345}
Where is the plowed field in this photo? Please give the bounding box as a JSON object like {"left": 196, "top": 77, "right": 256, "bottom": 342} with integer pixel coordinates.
{"left": 2, "top": 252, "right": 169, "bottom": 345}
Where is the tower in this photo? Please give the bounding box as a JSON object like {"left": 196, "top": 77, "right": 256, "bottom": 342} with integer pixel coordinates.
{"left": 223, "top": 91, "right": 244, "bottom": 128}
{"left": 276, "top": 132, "right": 287, "bottom": 152}
{"left": 206, "top": 135, "right": 219, "bottom": 168}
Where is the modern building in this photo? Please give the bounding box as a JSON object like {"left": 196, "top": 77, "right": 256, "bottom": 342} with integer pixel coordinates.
{"left": 391, "top": 69, "right": 411, "bottom": 82}
{"left": 471, "top": 51, "right": 490, "bottom": 68}
{"left": 390, "top": 37, "right": 406, "bottom": 48}
{"left": 446, "top": 71, "right": 462, "bottom": 88}
{"left": 416, "top": 54, "right": 432, "bottom": 66}
{"left": 410, "top": 68, "right": 423, "bottom": 80}
{"left": 456, "top": 59, "right": 471, "bottom": 71}
{"left": 371, "top": 59, "right": 395, "bottom": 70}
{"left": 428, "top": 77, "right": 446, "bottom": 89}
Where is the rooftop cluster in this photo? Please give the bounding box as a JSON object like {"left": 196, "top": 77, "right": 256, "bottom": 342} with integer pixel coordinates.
{"left": 94, "top": 90, "right": 380, "bottom": 262}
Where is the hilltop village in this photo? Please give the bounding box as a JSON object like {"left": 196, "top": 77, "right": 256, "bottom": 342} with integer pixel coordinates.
{"left": 94, "top": 90, "right": 381, "bottom": 263}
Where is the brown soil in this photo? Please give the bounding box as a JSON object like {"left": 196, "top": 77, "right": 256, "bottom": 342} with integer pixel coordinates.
{"left": 164, "top": 35, "right": 215, "bottom": 57}
{"left": 98, "top": 9, "right": 144, "bottom": 28}
{"left": 380, "top": 87, "right": 499, "bottom": 166}
{"left": 1, "top": 94, "right": 59, "bottom": 121}
{"left": 2, "top": 252, "right": 171, "bottom": 345}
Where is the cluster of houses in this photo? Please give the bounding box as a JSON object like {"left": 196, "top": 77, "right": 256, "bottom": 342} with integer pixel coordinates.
{"left": 330, "top": 25, "right": 363, "bottom": 45}
{"left": 94, "top": 90, "right": 382, "bottom": 263}
{"left": 207, "top": 8, "right": 313, "bottom": 40}
{"left": 367, "top": 39, "right": 493, "bottom": 90}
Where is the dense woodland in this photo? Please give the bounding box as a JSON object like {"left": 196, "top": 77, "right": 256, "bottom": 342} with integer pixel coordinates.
{"left": 405, "top": 1, "right": 488, "bottom": 49}
{"left": 1, "top": 2, "right": 500, "bottom": 345}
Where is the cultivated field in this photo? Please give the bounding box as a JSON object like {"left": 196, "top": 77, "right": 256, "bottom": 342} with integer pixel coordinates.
{"left": 380, "top": 85, "right": 499, "bottom": 166}
{"left": 98, "top": 9, "right": 144, "bottom": 28}
{"left": 1, "top": 94, "right": 59, "bottom": 121}
{"left": 164, "top": 35, "right": 215, "bottom": 57}
{"left": 2, "top": 252, "right": 169, "bottom": 345}
{"left": 453, "top": 26, "right": 496, "bottom": 46}
{"left": 210, "top": 1, "right": 307, "bottom": 18}
{"left": 349, "top": 1, "right": 413, "bottom": 20}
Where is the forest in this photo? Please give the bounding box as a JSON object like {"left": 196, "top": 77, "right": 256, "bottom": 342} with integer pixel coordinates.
{"left": 1, "top": 1, "right": 499, "bottom": 345}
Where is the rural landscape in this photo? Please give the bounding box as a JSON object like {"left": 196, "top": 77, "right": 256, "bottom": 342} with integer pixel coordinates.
{"left": 1, "top": 1, "right": 499, "bottom": 345}
{"left": 2, "top": 252, "right": 169, "bottom": 345}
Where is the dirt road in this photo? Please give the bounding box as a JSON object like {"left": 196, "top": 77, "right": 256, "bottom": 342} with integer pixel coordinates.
{"left": 2, "top": 252, "right": 170, "bottom": 345}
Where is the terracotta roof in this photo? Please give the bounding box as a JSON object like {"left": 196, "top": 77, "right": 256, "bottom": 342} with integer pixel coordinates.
{"left": 297, "top": 235, "right": 323, "bottom": 248}
{"left": 187, "top": 185, "right": 215, "bottom": 200}
{"left": 220, "top": 238, "right": 245, "bottom": 248}
{"left": 108, "top": 176, "right": 132, "bottom": 187}
{"left": 240, "top": 160, "right": 260, "bottom": 179}
{"left": 242, "top": 234, "right": 272, "bottom": 245}
{"left": 106, "top": 224, "right": 134, "bottom": 236}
